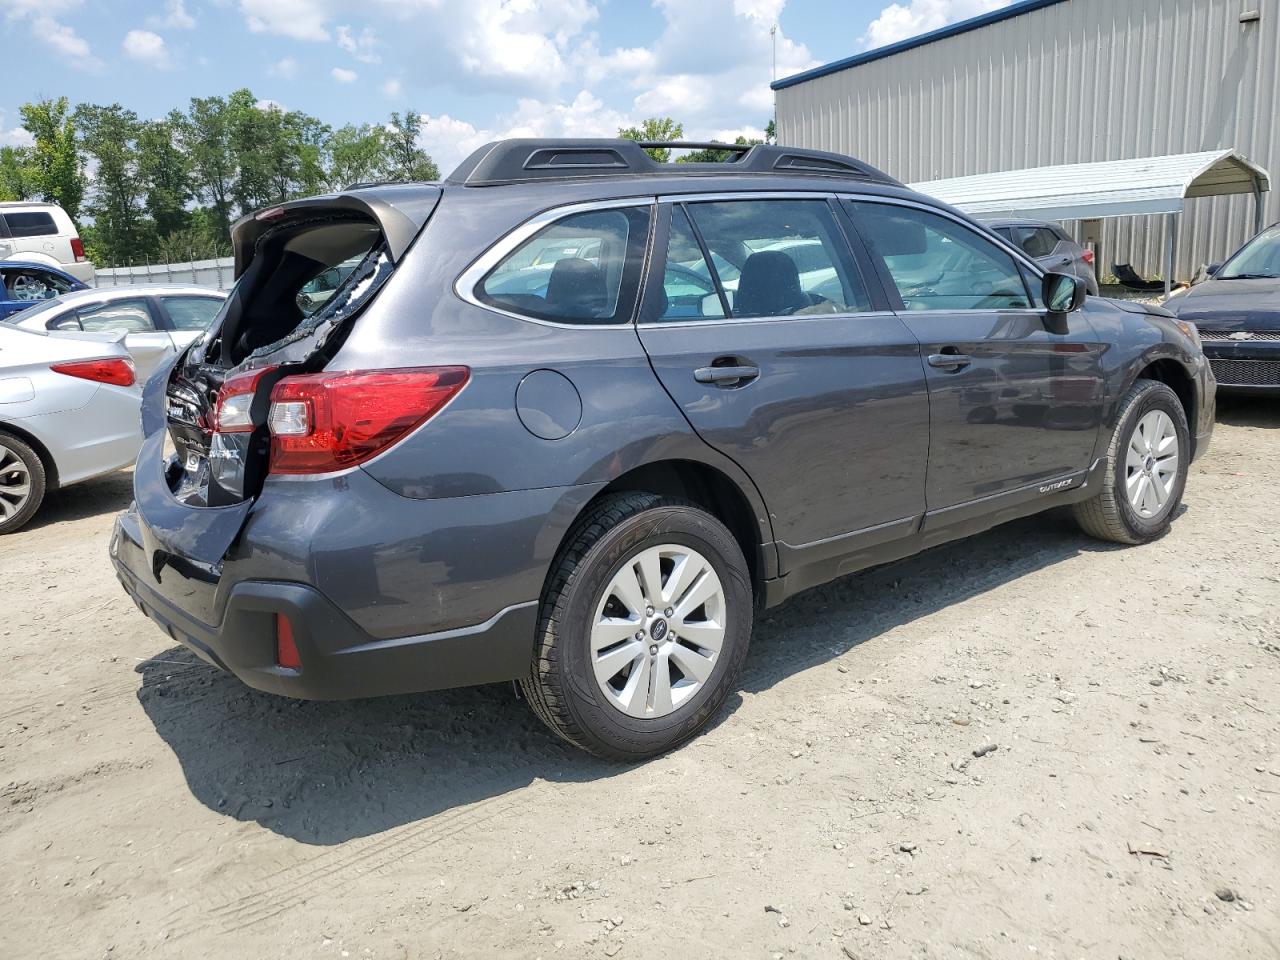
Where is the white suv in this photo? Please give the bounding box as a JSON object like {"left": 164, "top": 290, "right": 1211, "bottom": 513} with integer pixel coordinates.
{"left": 0, "top": 202, "right": 94, "bottom": 285}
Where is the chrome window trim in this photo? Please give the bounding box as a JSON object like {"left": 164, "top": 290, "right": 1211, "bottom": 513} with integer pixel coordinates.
{"left": 643, "top": 310, "right": 900, "bottom": 330}
{"left": 455, "top": 196, "right": 657, "bottom": 330}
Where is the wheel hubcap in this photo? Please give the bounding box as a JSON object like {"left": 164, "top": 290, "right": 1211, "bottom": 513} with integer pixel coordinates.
{"left": 0, "top": 444, "right": 33, "bottom": 521}
{"left": 590, "top": 543, "right": 727, "bottom": 719}
{"left": 1125, "top": 409, "right": 1179, "bottom": 519}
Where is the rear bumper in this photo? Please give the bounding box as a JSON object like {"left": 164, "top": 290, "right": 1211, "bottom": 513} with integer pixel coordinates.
{"left": 111, "top": 506, "right": 539, "bottom": 699}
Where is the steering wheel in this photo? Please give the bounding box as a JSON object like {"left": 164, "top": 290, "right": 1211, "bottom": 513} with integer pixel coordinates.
{"left": 11, "top": 273, "right": 52, "bottom": 301}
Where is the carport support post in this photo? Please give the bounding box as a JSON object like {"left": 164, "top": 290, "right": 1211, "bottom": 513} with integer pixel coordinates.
{"left": 1163, "top": 212, "right": 1178, "bottom": 297}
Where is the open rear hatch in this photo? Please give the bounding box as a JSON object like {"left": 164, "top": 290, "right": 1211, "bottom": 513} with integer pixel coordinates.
{"left": 140, "top": 186, "right": 439, "bottom": 566}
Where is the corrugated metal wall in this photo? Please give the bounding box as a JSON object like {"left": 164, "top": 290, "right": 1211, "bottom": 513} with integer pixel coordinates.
{"left": 776, "top": 0, "right": 1279, "bottom": 280}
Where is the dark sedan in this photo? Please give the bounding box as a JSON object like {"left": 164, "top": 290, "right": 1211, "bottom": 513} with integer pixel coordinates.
{"left": 1165, "top": 222, "right": 1280, "bottom": 393}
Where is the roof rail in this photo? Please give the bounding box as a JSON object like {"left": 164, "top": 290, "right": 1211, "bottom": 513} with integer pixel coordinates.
{"left": 445, "top": 138, "right": 899, "bottom": 187}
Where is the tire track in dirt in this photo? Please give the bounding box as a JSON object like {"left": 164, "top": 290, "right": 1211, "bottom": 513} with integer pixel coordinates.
{"left": 164, "top": 791, "right": 527, "bottom": 938}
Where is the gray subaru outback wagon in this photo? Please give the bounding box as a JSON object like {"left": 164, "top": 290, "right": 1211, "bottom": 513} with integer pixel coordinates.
{"left": 111, "top": 139, "right": 1214, "bottom": 759}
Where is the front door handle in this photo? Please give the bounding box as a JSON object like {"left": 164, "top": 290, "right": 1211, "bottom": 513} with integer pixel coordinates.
{"left": 927, "top": 353, "right": 972, "bottom": 370}
{"left": 694, "top": 364, "right": 760, "bottom": 384}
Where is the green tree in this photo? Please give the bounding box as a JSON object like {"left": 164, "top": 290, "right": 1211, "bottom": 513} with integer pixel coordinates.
{"left": 618, "top": 117, "right": 684, "bottom": 162}
{"left": 325, "top": 123, "right": 388, "bottom": 190}
{"left": 74, "top": 103, "right": 149, "bottom": 264}
{"left": 385, "top": 111, "right": 440, "bottom": 181}
{"left": 765, "top": 119, "right": 776, "bottom": 144}
{"left": 18, "top": 97, "right": 84, "bottom": 218}
{"left": 173, "top": 94, "right": 238, "bottom": 239}
{"left": 0, "top": 146, "right": 36, "bottom": 201}
{"left": 138, "top": 119, "right": 192, "bottom": 238}
{"left": 678, "top": 135, "right": 761, "bottom": 163}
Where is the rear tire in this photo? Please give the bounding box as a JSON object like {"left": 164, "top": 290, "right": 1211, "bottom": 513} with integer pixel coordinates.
{"left": 1072, "top": 378, "right": 1188, "bottom": 544}
{"left": 521, "top": 492, "right": 753, "bottom": 760}
{"left": 0, "top": 432, "right": 47, "bottom": 535}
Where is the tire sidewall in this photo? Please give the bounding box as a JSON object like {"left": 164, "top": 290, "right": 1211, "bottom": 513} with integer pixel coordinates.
{"left": 1111, "top": 383, "right": 1189, "bottom": 541}
{"left": 553, "top": 505, "right": 752, "bottom": 756}
{"left": 0, "top": 432, "right": 45, "bottom": 535}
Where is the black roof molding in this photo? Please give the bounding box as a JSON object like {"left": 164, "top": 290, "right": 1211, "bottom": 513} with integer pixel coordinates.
{"left": 446, "top": 138, "right": 900, "bottom": 187}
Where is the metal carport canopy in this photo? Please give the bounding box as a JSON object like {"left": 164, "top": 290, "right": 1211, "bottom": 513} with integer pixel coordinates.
{"left": 909, "top": 150, "right": 1270, "bottom": 224}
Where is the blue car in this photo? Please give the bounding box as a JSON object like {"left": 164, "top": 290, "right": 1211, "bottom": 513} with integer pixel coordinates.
{"left": 0, "top": 261, "right": 88, "bottom": 321}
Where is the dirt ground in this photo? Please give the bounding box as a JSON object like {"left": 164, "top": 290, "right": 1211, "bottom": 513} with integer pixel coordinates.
{"left": 2, "top": 396, "right": 1278, "bottom": 960}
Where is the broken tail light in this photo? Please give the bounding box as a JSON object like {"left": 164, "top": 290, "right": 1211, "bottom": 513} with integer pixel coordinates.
{"left": 266, "top": 367, "right": 470, "bottom": 475}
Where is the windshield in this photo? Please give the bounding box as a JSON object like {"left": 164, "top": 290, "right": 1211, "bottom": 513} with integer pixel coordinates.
{"left": 1218, "top": 224, "right": 1280, "bottom": 279}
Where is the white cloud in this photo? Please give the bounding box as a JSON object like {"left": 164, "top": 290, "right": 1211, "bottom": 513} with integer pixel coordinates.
{"left": 269, "top": 57, "right": 299, "bottom": 79}
{"left": 122, "top": 29, "right": 170, "bottom": 68}
{"left": 336, "top": 24, "right": 380, "bottom": 63}
{"left": 331, "top": 66, "right": 358, "bottom": 83}
{"left": 382, "top": 78, "right": 403, "bottom": 98}
{"left": 241, "top": 0, "right": 332, "bottom": 42}
{"left": 31, "top": 15, "right": 100, "bottom": 68}
{"left": 256, "top": 98, "right": 286, "bottom": 112}
{"left": 0, "top": 110, "right": 34, "bottom": 149}
{"left": 151, "top": 0, "right": 195, "bottom": 30}
{"left": 861, "top": 0, "right": 1010, "bottom": 48}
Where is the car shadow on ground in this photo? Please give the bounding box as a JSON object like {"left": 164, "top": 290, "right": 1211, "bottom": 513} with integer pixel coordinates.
{"left": 136, "top": 507, "right": 1121, "bottom": 846}
{"left": 22, "top": 468, "right": 134, "bottom": 531}
{"left": 1214, "top": 393, "right": 1280, "bottom": 428}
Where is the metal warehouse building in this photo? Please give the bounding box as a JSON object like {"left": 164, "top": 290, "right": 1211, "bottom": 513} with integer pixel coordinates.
{"left": 773, "top": 0, "right": 1278, "bottom": 281}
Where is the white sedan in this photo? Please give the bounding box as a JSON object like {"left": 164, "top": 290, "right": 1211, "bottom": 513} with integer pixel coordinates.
{"left": 4, "top": 285, "right": 225, "bottom": 382}
{"left": 0, "top": 324, "right": 143, "bottom": 533}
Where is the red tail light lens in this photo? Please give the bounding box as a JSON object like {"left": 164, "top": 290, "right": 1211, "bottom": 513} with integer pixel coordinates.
{"left": 214, "top": 365, "right": 279, "bottom": 433}
{"left": 51, "top": 357, "right": 135, "bottom": 387}
{"left": 267, "top": 367, "right": 469, "bottom": 475}
{"left": 70, "top": 237, "right": 87, "bottom": 263}
{"left": 1081, "top": 248, "right": 1095, "bottom": 265}
{"left": 275, "top": 614, "right": 301, "bottom": 669}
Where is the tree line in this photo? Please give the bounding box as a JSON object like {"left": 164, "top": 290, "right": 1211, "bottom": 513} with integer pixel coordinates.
{"left": 0, "top": 92, "right": 439, "bottom": 266}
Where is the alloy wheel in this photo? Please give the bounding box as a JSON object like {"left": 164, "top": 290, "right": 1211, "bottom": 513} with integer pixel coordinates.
{"left": 589, "top": 543, "right": 727, "bottom": 719}
{"left": 1124, "top": 409, "right": 1179, "bottom": 519}
{"left": 0, "top": 443, "right": 33, "bottom": 521}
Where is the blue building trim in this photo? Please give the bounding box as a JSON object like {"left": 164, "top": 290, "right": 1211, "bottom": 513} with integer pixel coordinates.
{"left": 771, "top": 0, "right": 1071, "bottom": 91}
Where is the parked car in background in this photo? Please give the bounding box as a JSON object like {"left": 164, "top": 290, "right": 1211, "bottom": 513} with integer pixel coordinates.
{"left": 1164, "top": 222, "right": 1280, "bottom": 393}
{"left": 4, "top": 286, "right": 226, "bottom": 382}
{"left": 110, "top": 139, "right": 1213, "bottom": 760}
{"left": 0, "top": 202, "right": 94, "bottom": 286}
{"left": 0, "top": 261, "right": 88, "bottom": 320}
{"left": 985, "top": 218, "right": 1099, "bottom": 295}
{"left": 0, "top": 325, "right": 141, "bottom": 533}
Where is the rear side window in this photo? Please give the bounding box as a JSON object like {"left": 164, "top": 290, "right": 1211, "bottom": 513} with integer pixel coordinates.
{"left": 847, "top": 202, "right": 1031, "bottom": 311}
{"left": 683, "top": 199, "right": 871, "bottom": 318}
{"left": 477, "top": 206, "right": 652, "bottom": 324}
{"left": 1018, "top": 227, "right": 1062, "bottom": 259}
{"left": 163, "top": 296, "right": 223, "bottom": 331}
{"left": 3, "top": 212, "right": 58, "bottom": 238}
{"left": 76, "top": 299, "right": 156, "bottom": 333}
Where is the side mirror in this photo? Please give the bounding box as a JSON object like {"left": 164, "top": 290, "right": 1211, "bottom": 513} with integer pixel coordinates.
{"left": 1206, "top": 261, "right": 1223, "bottom": 277}
{"left": 1043, "top": 272, "right": 1086, "bottom": 314}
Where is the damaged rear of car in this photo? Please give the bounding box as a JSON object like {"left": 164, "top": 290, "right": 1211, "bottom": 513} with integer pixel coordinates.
{"left": 110, "top": 185, "right": 508, "bottom": 698}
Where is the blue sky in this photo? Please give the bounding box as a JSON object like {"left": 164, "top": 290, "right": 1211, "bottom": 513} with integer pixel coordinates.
{"left": 2, "top": 0, "right": 1010, "bottom": 173}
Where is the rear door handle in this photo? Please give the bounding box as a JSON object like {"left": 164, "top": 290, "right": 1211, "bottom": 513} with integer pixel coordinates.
{"left": 694, "top": 364, "right": 760, "bottom": 384}
{"left": 927, "top": 353, "right": 972, "bottom": 370}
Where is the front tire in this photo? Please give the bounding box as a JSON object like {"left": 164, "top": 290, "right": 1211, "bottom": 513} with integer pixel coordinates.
{"left": 0, "top": 432, "right": 46, "bottom": 535}
{"left": 521, "top": 492, "right": 753, "bottom": 760}
{"left": 1072, "top": 378, "right": 1189, "bottom": 544}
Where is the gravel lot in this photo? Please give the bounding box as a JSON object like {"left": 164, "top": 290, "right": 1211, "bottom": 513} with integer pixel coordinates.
{"left": 2, "top": 396, "right": 1278, "bottom": 960}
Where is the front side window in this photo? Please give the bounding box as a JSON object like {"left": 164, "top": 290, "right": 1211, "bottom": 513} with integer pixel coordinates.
{"left": 76, "top": 299, "right": 155, "bottom": 333}
{"left": 163, "top": 296, "right": 224, "bottom": 331}
{"left": 685, "top": 199, "right": 871, "bottom": 317}
{"left": 848, "top": 202, "right": 1031, "bottom": 311}
{"left": 478, "top": 206, "right": 652, "bottom": 324}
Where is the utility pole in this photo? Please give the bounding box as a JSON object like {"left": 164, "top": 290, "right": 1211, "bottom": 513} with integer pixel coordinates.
{"left": 770, "top": 24, "right": 778, "bottom": 142}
